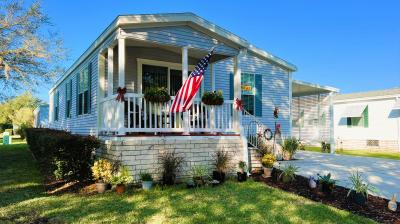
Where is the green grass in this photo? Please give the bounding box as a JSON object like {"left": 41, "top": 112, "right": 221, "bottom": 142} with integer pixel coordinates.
{"left": 0, "top": 143, "right": 375, "bottom": 224}
{"left": 304, "top": 146, "right": 400, "bottom": 160}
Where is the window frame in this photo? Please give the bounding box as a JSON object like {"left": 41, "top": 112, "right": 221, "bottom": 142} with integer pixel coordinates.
{"left": 65, "top": 80, "right": 72, "bottom": 118}
{"left": 54, "top": 91, "right": 59, "bottom": 121}
{"left": 241, "top": 73, "right": 256, "bottom": 115}
{"left": 137, "top": 58, "right": 196, "bottom": 98}
{"left": 77, "top": 66, "right": 90, "bottom": 116}
{"left": 346, "top": 106, "right": 368, "bottom": 128}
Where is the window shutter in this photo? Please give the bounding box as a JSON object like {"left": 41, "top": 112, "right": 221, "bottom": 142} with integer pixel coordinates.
{"left": 88, "top": 62, "right": 92, "bottom": 114}
{"left": 65, "top": 82, "right": 68, "bottom": 118}
{"left": 76, "top": 73, "right": 80, "bottom": 116}
{"left": 363, "top": 106, "right": 369, "bottom": 128}
{"left": 255, "top": 74, "right": 262, "bottom": 117}
{"left": 229, "top": 73, "right": 234, "bottom": 100}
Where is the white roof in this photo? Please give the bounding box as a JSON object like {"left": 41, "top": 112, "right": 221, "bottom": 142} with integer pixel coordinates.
{"left": 393, "top": 98, "right": 400, "bottom": 109}
{"left": 341, "top": 104, "right": 367, "bottom": 117}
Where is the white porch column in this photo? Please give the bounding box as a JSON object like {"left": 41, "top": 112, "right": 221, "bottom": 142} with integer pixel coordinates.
{"left": 210, "top": 63, "right": 215, "bottom": 91}
{"left": 233, "top": 49, "right": 245, "bottom": 132}
{"left": 117, "top": 38, "right": 126, "bottom": 135}
{"left": 329, "top": 92, "right": 336, "bottom": 153}
{"left": 107, "top": 47, "right": 114, "bottom": 97}
{"left": 182, "top": 46, "right": 190, "bottom": 135}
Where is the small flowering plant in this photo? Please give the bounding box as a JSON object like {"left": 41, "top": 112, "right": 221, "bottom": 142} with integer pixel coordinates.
{"left": 91, "top": 159, "right": 113, "bottom": 183}
{"left": 110, "top": 165, "right": 133, "bottom": 185}
{"left": 261, "top": 153, "right": 276, "bottom": 168}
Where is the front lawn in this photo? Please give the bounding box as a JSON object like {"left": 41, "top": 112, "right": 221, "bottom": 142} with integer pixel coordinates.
{"left": 304, "top": 146, "right": 400, "bottom": 160}
{"left": 0, "top": 143, "right": 374, "bottom": 224}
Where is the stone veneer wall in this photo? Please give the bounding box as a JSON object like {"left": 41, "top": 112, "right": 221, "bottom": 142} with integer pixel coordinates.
{"left": 97, "top": 136, "right": 245, "bottom": 181}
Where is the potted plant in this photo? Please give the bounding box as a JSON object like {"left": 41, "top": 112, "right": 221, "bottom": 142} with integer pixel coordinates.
{"left": 91, "top": 159, "right": 113, "bottom": 193}
{"left": 159, "top": 151, "right": 183, "bottom": 185}
{"left": 212, "top": 150, "right": 231, "bottom": 182}
{"left": 261, "top": 153, "right": 276, "bottom": 178}
{"left": 191, "top": 165, "right": 210, "bottom": 187}
{"left": 110, "top": 165, "right": 133, "bottom": 194}
{"left": 237, "top": 161, "right": 247, "bottom": 182}
{"left": 317, "top": 173, "right": 336, "bottom": 196}
{"left": 321, "top": 141, "right": 330, "bottom": 153}
{"left": 279, "top": 164, "right": 299, "bottom": 183}
{"left": 144, "top": 87, "right": 170, "bottom": 103}
{"left": 201, "top": 90, "right": 224, "bottom": 105}
{"left": 139, "top": 171, "right": 153, "bottom": 190}
{"left": 347, "top": 170, "right": 377, "bottom": 205}
{"left": 280, "top": 137, "right": 299, "bottom": 160}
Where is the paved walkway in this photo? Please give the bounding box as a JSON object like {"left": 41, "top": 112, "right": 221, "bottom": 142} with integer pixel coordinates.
{"left": 280, "top": 151, "right": 400, "bottom": 202}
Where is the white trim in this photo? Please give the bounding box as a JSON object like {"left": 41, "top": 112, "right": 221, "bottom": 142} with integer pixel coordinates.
{"left": 136, "top": 58, "right": 195, "bottom": 94}
{"left": 335, "top": 94, "right": 400, "bottom": 104}
{"left": 50, "top": 13, "right": 297, "bottom": 93}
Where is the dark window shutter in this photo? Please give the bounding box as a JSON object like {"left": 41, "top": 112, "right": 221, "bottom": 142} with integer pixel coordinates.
{"left": 88, "top": 62, "right": 92, "bottom": 113}
{"left": 65, "top": 82, "right": 68, "bottom": 118}
{"left": 229, "top": 73, "right": 234, "bottom": 100}
{"left": 255, "top": 74, "right": 262, "bottom": 117}
{"left": 76, "top": 73, "right": 80, "bottom": 116}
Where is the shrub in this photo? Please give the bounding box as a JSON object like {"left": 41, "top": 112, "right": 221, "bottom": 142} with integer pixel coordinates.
{"left": 321, "top": 141, "right": 330, "bottom": 152}
{"left": 144, "top": 87, "right": 170, "bottom": 103}
{"left": 347, "top": 170, "right": 377, "bottom": 198}
{"left": 110, "top": 165, "right": 133, "bottom": 185}
{"left": 191, "top": 165, "right": 210, "bottom": 186}
{"left": 201, "top": 90, "right": 224, "bottom": 105}
{"left": 25, "top": 128, "right": 100, "bottom": 182}
{"left": 281, "top": 137, "right": 299, "bottom": 159}
{"left": 261, "top": 153, "right": 276, "bottom": 168}
{"left": 159, "top": 151, "right": 183, "bottom": 185}
{"left": 238, "top": 161, "right": 247, "bottom": 172}
{"left": 92, "top": 159, "right": 113, "bottom": 183}
{"left": 256, "top": 139, "right": 273, "bottom": 157}
{"left": 213, "top": 149, "right": 231, "bottom": 173}
{"left": 279, "top": 164, "right": 299, "bottom": 182}
{"left": 139, "top": 171, "right": 153, "bottom": 182}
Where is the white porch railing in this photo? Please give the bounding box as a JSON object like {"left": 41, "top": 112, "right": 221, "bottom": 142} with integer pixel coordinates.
{"left": 99, "top": 93, "right": 237, "bottom": 134}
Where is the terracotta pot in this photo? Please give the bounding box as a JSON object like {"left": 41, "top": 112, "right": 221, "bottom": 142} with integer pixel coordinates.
{"left": 96, "top": 182, "right": 107, "bottom": 193}
{"left": 263, "top": 167, "right": 273, "bottom": 178}
{"left": 115, "top": 184, "right": 126, "bottom": 194}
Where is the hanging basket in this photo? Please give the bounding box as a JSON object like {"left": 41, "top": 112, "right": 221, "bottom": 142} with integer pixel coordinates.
{"left": 201, "top": 91, "right": 224, "bottom": 106}
{"left": 144, "top": 87, "right": 170, "bottom": 103}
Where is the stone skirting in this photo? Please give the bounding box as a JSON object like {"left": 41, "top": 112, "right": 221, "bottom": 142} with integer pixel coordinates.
{"left": 336, "top": 139, "right": 399, "bottom": 151}
{"left": 97, "top": 135, "right": 246, "bottom": 181}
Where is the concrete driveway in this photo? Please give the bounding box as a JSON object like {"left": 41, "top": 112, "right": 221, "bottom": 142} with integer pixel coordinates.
{"left": 280, "top": 151, "right": 400, "bottom": 202}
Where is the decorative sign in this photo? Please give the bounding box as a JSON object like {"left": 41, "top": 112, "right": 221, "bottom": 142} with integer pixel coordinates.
{"left": 241, "top": 74, "right": 255, "bottom": 95}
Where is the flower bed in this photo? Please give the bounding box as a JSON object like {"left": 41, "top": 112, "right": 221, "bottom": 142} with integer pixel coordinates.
{"left": 252, "top": 170, "right": 400, "bottom": 224}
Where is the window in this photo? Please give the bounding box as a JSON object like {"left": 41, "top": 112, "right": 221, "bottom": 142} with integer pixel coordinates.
{"left": 142, "top": 65, "right": 168, "bottom": 93}
{"left": 54, "top": 91, "right": 59, "bottom": 121}
{"left": 170, "top": 69, "right": 182, "bottom": 96}
{"left": 65, "top": 80, "right": 72, "bottom": 118}
{"left": 320, "top": 112, "right": 326, "bottom": 126}
{"left": 77, "top": 64, "right": 91, "bottom": 115}
{"left": 347, "top": 106, "right": 368, "bottom": 128}
{"left": 241, "top": 73, "right": 255, "bottom": 115}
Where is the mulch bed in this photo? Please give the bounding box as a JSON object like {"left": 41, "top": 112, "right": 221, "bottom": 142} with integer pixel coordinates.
{"left": 252, "top": 169, "right": 400, "bottom": 224}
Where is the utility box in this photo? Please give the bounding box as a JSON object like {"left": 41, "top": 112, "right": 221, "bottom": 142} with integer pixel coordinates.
{"left": 2, "top": 132, "right": 12, "bottom": 145}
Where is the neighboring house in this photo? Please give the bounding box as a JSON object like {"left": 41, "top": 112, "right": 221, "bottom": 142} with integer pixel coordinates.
{"left": 291, "top": 80, "right": 339, "bottom": 146}
{"left": 334, "top": 88, "right": 400, "bottom": 152}
{"left": 33, "top": 104, "right": 49, "bottom": 128}
{"left": 48, "top": 13, "right": 307, "bottom": 179}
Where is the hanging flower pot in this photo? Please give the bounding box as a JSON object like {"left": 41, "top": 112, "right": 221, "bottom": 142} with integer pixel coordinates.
{"left": 144, "top": 87, "right": 170, "bottom": 103}
{"left": 202, "top": 91, "right": 224, "bottom": 105}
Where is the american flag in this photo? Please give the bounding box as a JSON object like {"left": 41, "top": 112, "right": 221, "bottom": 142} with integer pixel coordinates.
{"left": 170, "top": 50, "right": 214, "bottom": 112}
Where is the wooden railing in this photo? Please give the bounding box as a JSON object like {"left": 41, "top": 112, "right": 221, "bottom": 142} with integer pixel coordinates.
{"left": 99, "top": 93, "right": 237, "bottom": 134}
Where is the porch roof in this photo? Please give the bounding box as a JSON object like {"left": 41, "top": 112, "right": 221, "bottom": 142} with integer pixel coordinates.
{"left": 51, "top": 13, "right": 297, "bottom": 93}
{"left": 292, "top": 80, "right": 339, "bottom": 97}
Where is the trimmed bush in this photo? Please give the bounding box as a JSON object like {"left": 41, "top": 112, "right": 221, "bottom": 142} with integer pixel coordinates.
{"left": 25, "top": 128, "right": 100, "bottom": 181}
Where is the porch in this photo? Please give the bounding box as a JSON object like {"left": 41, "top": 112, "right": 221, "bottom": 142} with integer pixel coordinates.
{"left": 97, "top": 27, "right": 245, "bottom": 136}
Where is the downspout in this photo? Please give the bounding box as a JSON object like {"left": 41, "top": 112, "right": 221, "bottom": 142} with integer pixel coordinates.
{"left": 329, "top": 92, "right": 336, "bottom": 153}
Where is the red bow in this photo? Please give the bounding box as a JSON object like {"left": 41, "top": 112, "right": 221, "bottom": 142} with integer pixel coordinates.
{"left": 233, "top": 98, "right": 243, "bottom": 111}
{"left": 275, "top": 123, "right": 281, "bottom": 134}
{"left": 116, "top": 87, "right": 126, "bottom": 102}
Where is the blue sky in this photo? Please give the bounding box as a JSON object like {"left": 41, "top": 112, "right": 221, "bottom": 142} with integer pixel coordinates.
{"left": 37, "top": 0, "right": 400, "bottom": 102}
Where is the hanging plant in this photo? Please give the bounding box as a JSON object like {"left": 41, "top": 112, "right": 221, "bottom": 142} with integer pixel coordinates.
{"left": 144, "top": 87, "right": 170, "bottom": 103}
{"left": 202, "top": 90, "right": 224, "bottom": 106}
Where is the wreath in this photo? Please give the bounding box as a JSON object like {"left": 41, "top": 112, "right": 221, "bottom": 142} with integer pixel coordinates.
{"left": 263, "top": 128, "right": 273, "bottom": 140}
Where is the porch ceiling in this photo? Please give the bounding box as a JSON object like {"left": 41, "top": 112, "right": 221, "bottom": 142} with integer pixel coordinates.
{"left": 293, "top": 80, "right": 339, "bottom": 97}
{"left": 125, "top": 39, "right": 232, "bottom": 63}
